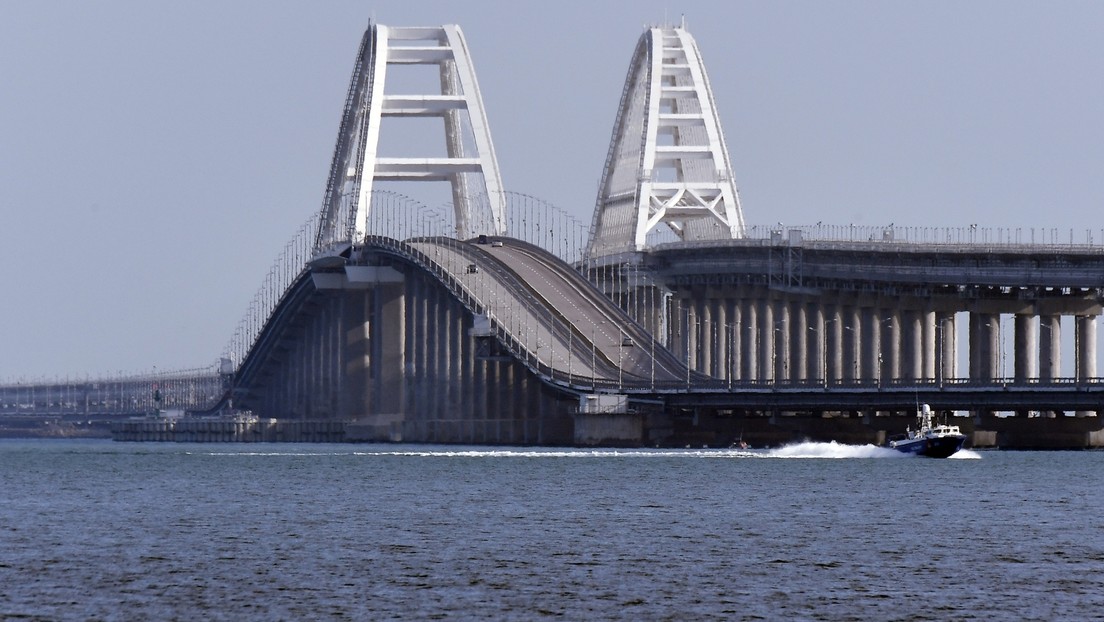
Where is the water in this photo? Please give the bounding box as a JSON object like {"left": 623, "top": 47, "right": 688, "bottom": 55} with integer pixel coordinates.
{"left": 2, "top": 440, "right": 1102, "bottom": 620}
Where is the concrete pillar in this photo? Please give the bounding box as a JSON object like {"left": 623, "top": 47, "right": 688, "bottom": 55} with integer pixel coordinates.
{"left": 775, "top": 300, "right": 791, "bottom": 381}
{"left": 714, "top": 299, "right": 727, "bottom": 380}
{"left": 792, "top": 302, "right": 808, "bottom": 382}
{"left": 341, "top": 291, "right": 371, "bottom": 419}
{"left": 827, "top": 305, "right": 844, "bottom": 382}
{"left": 844, "top": 306, "right": 861, "bottom": 381}
{"left": 741, "top": 298, "right": 757, "bottom": 380}
{"left": 1076, "top": 315, "right": 1097, "bottom": 380}
{"left": 729, "top": 300, "right": 742, "bottom": 382}
{"left": 1014, "top": 314, "right": 1039, "bottom": 381}
{"left": 968, "top": 313, "right": 980, "bottom": 380}
{"left": 375, "top": 284, "right": 406, "bottom": 416}
{"left": 687, "top": 298, "right": 699, "bottom": 372}
{"left": 922, "top": 310, "right": 937, "bottom": 380}
{"left": 902, "top": 310, "right": 923, "bottom": 380}
{"left": 975, "top": 313, "right": 1001, "bottom": 380}
{"left": 759, "top": 299, "right": 775, "bottom": 382}
{"left": 861, "top": 307, "right": 881, "bottom": 381}
{"left": 700, "top": 298, "right": 712, "bottom": 376}
{"left": 882, "top": 310, "right": 901, "bottom": 381}
{"left": 1076, "top": 315, "right": 1097, "bottom": 417}
{"left": 810, "top": 305, "right": 826, "bottom": 383}
{"left": 450, "top": 300, "right": 464, "bottom": 412}
{"left": 937, "top": 312, "right": 957, "bottom": 381}
{"left": 1039, "top": 314, "right": 1061, "bottom": 380}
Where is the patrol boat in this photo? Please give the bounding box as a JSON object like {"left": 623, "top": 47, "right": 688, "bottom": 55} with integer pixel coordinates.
{"left": 887, "top": 404, "right": 967, "bottom": 458}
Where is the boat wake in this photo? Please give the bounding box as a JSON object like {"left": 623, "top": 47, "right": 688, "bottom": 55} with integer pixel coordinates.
{"left": 764, "top": 441, "right": 906, "bottom": 459}
{"left": 186, "top": 444, "right": 982, "bottom": 460}
{"left": 762, "top": 441, "right": 983, "bottom": 459}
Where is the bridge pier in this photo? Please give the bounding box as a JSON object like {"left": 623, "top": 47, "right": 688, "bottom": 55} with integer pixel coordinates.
{"left": 792, "top": 302, "right": 808, "bottom": 382}
{"left": 1014, "top": 314, "right": 1039, "bottom": 382}
{"left": 1076, "top": 315, "right": 1098, "bottom": 417}
{"left": 775, "top": 300, "right": 791, "bottom": 381}
{"left": 881, "top": 310, "right": 901, "bottom": 382}
{"left": 843, "top": 305, "right": 860, "bottom": 381}
{"left": 858, "top": 307, "right": 876, "bottom": 381}
{"left": 922, "top": 310, "right": 937, "bottom": 380}
{"left": 1039, "top": 314, "right": 1061, "bottom": 380}
{"left": 743, "top": 299, "right": 757, "bottom": 379}
{"left": 759, "top": 299, "right": 775, "bottom": 382}
{"left": 825, "top": 304, "right": 842, "bottom": 382}
{"left": 810, "top": 305, "right": 827, "bottom": 383}
{"left": 938, "top": 311, "right": 957, "bottom": 381}
{"left": 903, "top": 310, "right": 922, "bottom": 380}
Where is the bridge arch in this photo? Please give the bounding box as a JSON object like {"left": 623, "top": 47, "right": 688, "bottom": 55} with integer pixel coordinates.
{"left": 588, "top": 25, "right": 746, "bottom": 259}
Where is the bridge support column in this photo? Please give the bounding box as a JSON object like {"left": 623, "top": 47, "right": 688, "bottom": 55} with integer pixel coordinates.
{"left": 671, "top": 297, "right": 688, "bottom": 365}
{"left": 792, "top": 302, "right": 808, "bottom": 382}
{"left": 903, "top": 310, "right": 922, "bottom": 381}
{"left": 341, "top": 291, "right": 371, "bottom": 419}
{"left": 741, "top": 297, "right": 757, "bottom": 380}
{"left": 374, "top": 284, "right": 406, "bottom": 417}
{"left": 774, "top": 301, "right": 791, "bottom": 381}
{"left": 938, "top": 312, "right": 957, "bottom": 381}
{"left": 759, "top": 299, "right": 775, "bottom": 382}
{"left": 974, "top": 313, "right": 1001, "bottom": 380}
{"left": 844, "top": 306, "right": 861, "bottom": 381}
{"left": 1014, "top": 314, "right": 1039, "bottom": 382}
{"left": 713, "top": 298, "right": 727, "bottom": 380}
{"left": 827, "top": 304, "right": 843, "bottom": 382}
{"left": 811, "top": 305, "right": 826, "bottom": 384}
{"left": 1039, "top": 314, "right": 1061, "bottom": 381}
{"left": 1076, "top": 315, "right": 1097, "bottom": 379}
{"left": 699, "top": 298, "right": 712, "bottom": 375}
{"left": 881, "top": 310, "right": 901, "bottom": 382}
{"left": 922, "top": 310, "right": 937, "bottom": 380}
{"left": 686, "top": 297, "right": 699, "bottom": 371}
{"left": 861, "top": 307, "right": 879, "bottom": 382}
{"left": 1076, "top": 315, "right": 1098, "bottom": 417}
{"left": 727, "top": 300, "right": 742, "bottom": 382}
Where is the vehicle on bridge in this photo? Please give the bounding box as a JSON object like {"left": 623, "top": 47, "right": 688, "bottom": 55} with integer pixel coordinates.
{"left": 887, "top": 404, "right": 967, "bottom": 458}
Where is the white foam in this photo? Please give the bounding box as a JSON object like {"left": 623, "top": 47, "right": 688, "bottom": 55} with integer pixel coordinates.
{"left": 764, "top": 441, "right": 909, "bottom": 459}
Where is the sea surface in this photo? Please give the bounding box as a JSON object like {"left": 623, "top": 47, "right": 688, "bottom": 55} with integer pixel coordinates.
{"left": 1, "top": 439, "right": 1102, "bottom": 620}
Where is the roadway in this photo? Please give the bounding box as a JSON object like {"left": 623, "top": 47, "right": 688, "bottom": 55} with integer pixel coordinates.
{"left": 387, "top": 236, "right": 694, "bottom": 388}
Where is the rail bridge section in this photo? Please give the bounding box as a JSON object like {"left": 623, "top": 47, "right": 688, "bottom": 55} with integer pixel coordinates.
{"left": 227, "top": 21, "right": 1104, "bottom": 449}
{"left": 84, "top": 22, "right": 1104, "bottom": 449}
{"left": 636, "top": 231, "right": 1103, "bottom": 389}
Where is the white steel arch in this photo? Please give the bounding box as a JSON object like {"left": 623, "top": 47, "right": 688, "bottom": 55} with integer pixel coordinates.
{"left": 314, "top": 23, "right": 506, "bottom": 252}
{"left": 587, "top": 26, "right": 746, "bottom": 258}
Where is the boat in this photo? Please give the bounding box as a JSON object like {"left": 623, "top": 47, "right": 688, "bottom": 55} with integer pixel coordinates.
{"left": 886, "top": 403, "right": 967, "bottom": 458}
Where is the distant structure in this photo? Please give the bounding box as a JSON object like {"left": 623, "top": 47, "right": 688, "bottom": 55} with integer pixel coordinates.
{"left": 8, "top": 21, "right": 1102, "bottom": 450}
{"left": 587, "top": 25, "right": 746, "bottom": 259}
{"left": 313, "top": 23, "right": 506, "bottom": 252}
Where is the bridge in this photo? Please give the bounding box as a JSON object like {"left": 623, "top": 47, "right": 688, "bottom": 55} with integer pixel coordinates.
{"left": 5, "top": 22, "right": 1103, "bottom": 448}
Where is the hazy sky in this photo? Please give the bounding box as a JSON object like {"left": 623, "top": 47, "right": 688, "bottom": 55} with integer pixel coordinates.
{"left": 2, "top": 1, "right": 1102, "bottom": 380}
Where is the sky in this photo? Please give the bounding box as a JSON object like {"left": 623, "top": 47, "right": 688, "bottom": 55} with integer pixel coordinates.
{"left": 1, "top": 1, "right": 1102, "bottom": 380}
